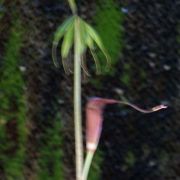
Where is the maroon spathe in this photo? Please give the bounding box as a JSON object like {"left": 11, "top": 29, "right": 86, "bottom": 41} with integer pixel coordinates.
{"left": 86, "top": 98, "right": 118, "bottom": 152}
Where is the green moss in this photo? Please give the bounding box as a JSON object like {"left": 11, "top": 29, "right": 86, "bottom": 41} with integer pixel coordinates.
{"left": 0, "top": 20, "right": 25, "bottom": 112}
{"left": 140, "top": 69, "right": 147, "bottom": 80}
{"left": 124, "top": 151, "right": 136, "bottom": 168}
{"left": 121, "top": 73, "right": 131, "bottom": 86}
{"left": 37, "top": 113, "right": 64, "bottom": 180}
{"left": 121, "top": 150, "right": 136, "bottom": 171}
{"left": 121, "top": 63, "right": 147, "bottom": 87}
{"left": 0, "top": 19, "right": 27, "bottom": 179}
{"left": 120, "top": 63, "right": 131, "bottom": 86}
{"left": 94, "top": 0, "right": 124, "bottom": 75}
{"left": 88, "top": 150, "right": 103, "bottom": 180}
{"left": 158, "top": 150, "right": 169, "bottom": 172}
{"left": 90, "top": 78, "right": 103, "bottom": 89}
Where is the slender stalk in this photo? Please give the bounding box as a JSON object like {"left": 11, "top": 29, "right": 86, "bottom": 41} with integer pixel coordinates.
{"left": 74, "top": 16, "right": 83, "bottom": 180}
{"left": 82, "top": 151, "right": 95, "bottom": 180}
{"left": 68, "top": 0, "right": 77, "bottom": 14}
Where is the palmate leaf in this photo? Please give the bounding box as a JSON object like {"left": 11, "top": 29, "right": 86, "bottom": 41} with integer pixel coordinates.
{"left": 74, "top": 17, "right": 88, "bottom": 57}
{"left": 85, "top": 31, "right": 94, "bottom": 48}
{"left": 84, "top": 21, "right": 111, "bottom": 68}
{"left": 52, "top": 16, "right": 75, "bottom": 67}
{"left": 77, "top": 18, "right": 102, "bottom": 75}
{"left": 61, "top": 22, "right": 74, "bottom": 59}
{"left": 78, "top": 20, "right": 110, "bottom": 73}
{"left": 61, "top": 22, "right": 74, "bottom": 73}
{"left": 85, "top": 33, "right": 101, "bottom": 74}
{"left": 53, "top": 16, "right": 75, "bottom": 44}
{"left": 52, "top": 15, "right": 110, "bottom": 75}
{"left": 78, "top": 18, "right": 88, "bottom": 55}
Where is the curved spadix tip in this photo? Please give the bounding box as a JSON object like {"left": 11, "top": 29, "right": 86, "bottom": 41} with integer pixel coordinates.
{"left": 151, "top": 104, "right": 168, "bottom": 111}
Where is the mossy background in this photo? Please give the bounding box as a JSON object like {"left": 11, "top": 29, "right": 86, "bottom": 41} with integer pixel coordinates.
{"left": 0, "top": 17, "right": 27, "bottom": 179}
{"left": 0, "top": 0, "right": 180, "bottom": 180}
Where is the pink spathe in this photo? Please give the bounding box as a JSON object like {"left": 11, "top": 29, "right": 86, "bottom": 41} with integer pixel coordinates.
{"left": 86, "top": 98, "right": 118, "bottom": 152}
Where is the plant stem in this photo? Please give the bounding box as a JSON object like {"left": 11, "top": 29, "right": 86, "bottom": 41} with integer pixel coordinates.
{"left": 82, "top": 151, "right": 94, "bottom": 180}
{"left": 68, "top": 0, "right": 77, "bottom": 14}
{"left": 74, "top": 16, "right": 83, "bottom": 180}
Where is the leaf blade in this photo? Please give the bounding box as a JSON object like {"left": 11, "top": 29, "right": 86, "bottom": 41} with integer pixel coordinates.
{"left": 61, "top": 22, "right": 74, "bottom": 59}
{"left": 84, "top": 22, "right": 111, "bottom": 67}
{"left": 52, "top": 16, "right": 74, "bottom": 67}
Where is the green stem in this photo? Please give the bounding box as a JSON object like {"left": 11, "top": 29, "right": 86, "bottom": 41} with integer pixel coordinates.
{"left": 82, "top": 151, "right": 95, "bottom": 180}
{"left": 74, "top": 16, "right": 83, "bottom": 180}
{"left": 68, "top": 0, "right": 77, "bottom": 14}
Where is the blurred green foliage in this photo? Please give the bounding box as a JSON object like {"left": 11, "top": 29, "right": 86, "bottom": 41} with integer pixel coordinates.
{"left": 37, "top": 114, "right": 64, "bottom": 180}
{"left": 0, "top": 19, "right": 27, "bottom": 179}
{"left": 121, "top": 151, "right": 136, "bottom": 171}
{"left": 88, "top": 150, "right": 103, "bottom": 180}
{"left": 94, "top": 0, "right": 124, "bottom": 74}
{"left": 124, "top": 151, "right": 136, "bottom": 169}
